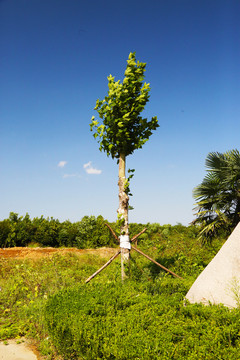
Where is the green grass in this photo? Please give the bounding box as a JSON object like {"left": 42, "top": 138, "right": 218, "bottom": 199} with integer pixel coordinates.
{"left": 0, "top": 232, "right": 235, "bottom": 359}
{"left": 0, "top": 252, "right": 104, "bottom": 358}
{"left": 45, "top": 280, "right": 240, "bottom": 360}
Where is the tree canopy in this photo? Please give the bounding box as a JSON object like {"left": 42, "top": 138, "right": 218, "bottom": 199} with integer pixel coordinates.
{"left": 193, "top": 149, "right": 240, "bottom": 239}
{"left": 90, "top": 52, "right": 159, "bottom": 159}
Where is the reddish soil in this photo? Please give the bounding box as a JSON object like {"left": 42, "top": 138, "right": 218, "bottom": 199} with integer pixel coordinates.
{"left": 0, "top": 247, "right": 117, "bottom": 260}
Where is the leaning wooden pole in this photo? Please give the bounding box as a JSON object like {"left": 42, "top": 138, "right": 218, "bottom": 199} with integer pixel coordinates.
{"left": 85, "top": 250, "right": 121, "bottom": 283}
{"left": 105, "top": 223, "right": 119, "bottom": 243}
{"left": 132, "top": 246, "right": 183, "bottom": 279}
{"left": 131, "top": 228, "right": 147, "bottom": 245}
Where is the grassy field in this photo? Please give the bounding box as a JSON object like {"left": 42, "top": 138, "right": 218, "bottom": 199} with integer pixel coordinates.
{"left": 1, "top": 229, "right": 239, "bottom": 359}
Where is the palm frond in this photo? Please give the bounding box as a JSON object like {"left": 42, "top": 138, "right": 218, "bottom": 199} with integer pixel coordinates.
{"left": 205, "top": 151, "right": 226, "bottom": 174}
{"left": 193, "top": 149, "right": 240, "bottom": 242}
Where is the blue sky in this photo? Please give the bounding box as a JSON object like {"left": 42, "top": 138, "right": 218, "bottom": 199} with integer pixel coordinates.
{"left": 0, "top": 0, "right": 239, "bottom": 225}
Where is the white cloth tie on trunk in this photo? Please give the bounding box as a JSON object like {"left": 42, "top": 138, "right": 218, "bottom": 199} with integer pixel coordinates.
{"left": 120, "top": 235, "right": 131, "bottom": 250}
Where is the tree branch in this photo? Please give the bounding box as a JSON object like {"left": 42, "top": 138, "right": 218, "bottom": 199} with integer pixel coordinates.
{"left": 105, "top": 223, "right": 119, "bottom": 243}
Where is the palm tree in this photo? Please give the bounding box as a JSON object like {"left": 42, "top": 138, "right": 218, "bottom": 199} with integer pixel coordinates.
{"left": 193, "top": 149, "right": 240, "bottom": 240}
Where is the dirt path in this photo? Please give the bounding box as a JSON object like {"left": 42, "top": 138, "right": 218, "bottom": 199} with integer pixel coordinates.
{"left": 0, "top": 339, "right": 39, "bottom": 360}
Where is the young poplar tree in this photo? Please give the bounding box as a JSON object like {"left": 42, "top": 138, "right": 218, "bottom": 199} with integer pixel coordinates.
{"left": 90, "top": 52, "right": 159, "bottom": 278}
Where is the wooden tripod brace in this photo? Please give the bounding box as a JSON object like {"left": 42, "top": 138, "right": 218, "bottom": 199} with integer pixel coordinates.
{"left": 85, "top": 224, "right": 183, "bottom": 283}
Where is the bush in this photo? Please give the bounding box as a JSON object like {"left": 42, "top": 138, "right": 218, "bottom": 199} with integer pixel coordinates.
{"left": 75, "top": 215, "right": 116, "bottom": 249}
{"left": 45, "top": 281, "right": 240, "bottom": 360}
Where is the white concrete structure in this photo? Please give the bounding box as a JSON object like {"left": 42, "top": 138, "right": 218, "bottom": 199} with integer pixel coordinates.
{"left": 185, "top": 222, "right": 240, "bottom": 308}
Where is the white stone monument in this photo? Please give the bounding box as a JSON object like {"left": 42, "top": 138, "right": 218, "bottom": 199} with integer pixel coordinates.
{"left": 185, "top": 222, "right": 240, "bottom": 308}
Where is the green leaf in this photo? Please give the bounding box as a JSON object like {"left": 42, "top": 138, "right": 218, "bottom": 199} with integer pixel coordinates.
{"left": 90, "top": 52, "right": 159, "bottom": 159}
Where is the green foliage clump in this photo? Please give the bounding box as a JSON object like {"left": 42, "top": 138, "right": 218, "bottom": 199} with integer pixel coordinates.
{"left": 90, "top": 52, "right": 159, "bottom": 159}
{"left": 45, "top": 281, "right": 240, "bottom": 360}
{"left": 75, "top": 215, "right": 114, "bottom": 249}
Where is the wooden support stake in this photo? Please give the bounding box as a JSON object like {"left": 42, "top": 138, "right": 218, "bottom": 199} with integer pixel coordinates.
{"left": 132, "top": 246, "right": 183, "bottom": 279}
{"left": 85, "top": 249, "right": 121, "bottom": 283}
{"left": 131, "top": 228, "right": 147, "bottom": 244}
{"left": 105, "top": 223, "right": 119, "bottom": 242}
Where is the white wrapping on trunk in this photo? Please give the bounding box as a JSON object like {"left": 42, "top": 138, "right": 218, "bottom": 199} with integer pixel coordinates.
{"left": 120, "top": 235, "right": 131, "bottom": 250}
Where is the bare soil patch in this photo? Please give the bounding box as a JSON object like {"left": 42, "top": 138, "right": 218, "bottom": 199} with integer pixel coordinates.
{"left": 0, "top": 247, "right": 117, "bottom": 260}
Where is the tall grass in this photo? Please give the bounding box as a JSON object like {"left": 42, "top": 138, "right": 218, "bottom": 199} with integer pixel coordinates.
{"left": 0, "top": 253, "right": 105, "bottom": 358}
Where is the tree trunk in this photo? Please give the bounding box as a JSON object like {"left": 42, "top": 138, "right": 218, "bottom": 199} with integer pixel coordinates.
{"left": 118, "top": 153, "right": 130, "bottom": 280}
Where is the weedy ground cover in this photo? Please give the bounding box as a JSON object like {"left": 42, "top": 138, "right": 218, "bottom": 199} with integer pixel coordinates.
{"left": 46, "top": 280, "right": 240, "bottom": 360}
{"left": 0, "top": 228, "right": 237, "bottom": 359}
{"left": 0, "top": 253, "right": 104, "bottom": 358}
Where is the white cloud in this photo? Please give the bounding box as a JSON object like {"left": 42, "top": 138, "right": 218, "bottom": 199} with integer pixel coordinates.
{"left": 83, "top": 161, "right": 91, "bottom": 169}
{"left": 58, "top": 161, "right": 67, "bottom": 168}
{"left": 83, "top": 161, "right": 102, "bottom": 175}
{"left": 86, "top": 167, "right": 102, "bottom": 175}
{"left": 63, "top": 174, "right": 81, "bottom": 179}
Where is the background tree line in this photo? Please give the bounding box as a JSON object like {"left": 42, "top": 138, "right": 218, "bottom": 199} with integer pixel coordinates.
{"left": 0, "top": 212, "right": 203, "bottom": 249}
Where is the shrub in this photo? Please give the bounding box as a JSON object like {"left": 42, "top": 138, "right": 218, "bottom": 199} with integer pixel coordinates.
{"left": 45, "top": 281, "right": 240, "bottom": 360}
